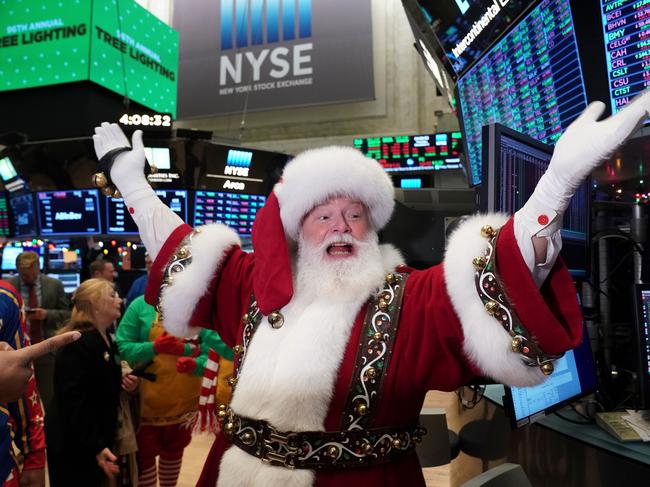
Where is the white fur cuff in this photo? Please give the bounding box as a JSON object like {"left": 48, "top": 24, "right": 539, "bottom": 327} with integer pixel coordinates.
{"left": 444, "top": 214, "right": 545, "bottom": 387}
{"left": 160, "top": 224, "right": 241, "bottom": 337}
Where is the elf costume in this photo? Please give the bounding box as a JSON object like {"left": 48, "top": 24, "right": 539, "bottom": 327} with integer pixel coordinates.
{"left": 116, "top": 295, "right": 232, "bottom": 487}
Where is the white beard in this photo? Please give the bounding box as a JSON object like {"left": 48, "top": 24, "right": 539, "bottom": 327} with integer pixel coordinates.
{"left": 293, "top": 231, "right": 386, "bottom": 303}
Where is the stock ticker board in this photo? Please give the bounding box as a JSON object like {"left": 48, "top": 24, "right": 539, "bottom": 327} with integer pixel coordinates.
{"left": 457, "top": 0, "right": 588, "bottom": 186}
{"left": 353, "top": 132, "right": 463, "bottom": 172}
{"left": 601, "top": 0, "right": 650, "bottom": 115}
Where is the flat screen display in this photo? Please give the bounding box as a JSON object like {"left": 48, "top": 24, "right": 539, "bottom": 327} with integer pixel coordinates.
{"left": 353, "top": 132, "right": 463, "bottom": 172}
{"left": 634, "top": 284, "right": 650, "bottom": 409}
{"left": 481, "top": 123, "right": 589, "bottom": 276}
{"left": 194, "top": 190, "right": 266, "bottom": 237}
{"left": 0, "top": 157, "right": 18, "bottom": 182}
{"left": 36, "top": 189, "right": 100, "bottom": 235}
{"left": 505, "top": 326, "right": 597, "bottom": 428}
{"left": 419, "top": 0, "right": 534, "bottom": 76}
{"left": 9, "top": 193, "right": 38, "bottom": 237}
{"left": 600, "top": 0, "right": 650, "bottom": 118}
{"left": 1, "top": 246, "right": 43, "bottom": 271}
{"left": 457, "top": 0, "right": 588, "bottom": 186}
{"left": 46, "top": 272, "right": 80, "bottom": 294}
{"left": 106, "top": 189, "right": 187, "bottom": 234}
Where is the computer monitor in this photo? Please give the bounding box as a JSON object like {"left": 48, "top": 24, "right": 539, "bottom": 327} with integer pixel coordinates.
{"left": 1, "top": 245, "right": 44, "bottom": 272}
{"left": 47, "top": 244, "right": 81, "bottom": 271}
{"left": 9, "top": 192, "right": 38, "bottom": 237}
{"left": 503, "top": 325, "right": 598, "bottom": 429}
{"left": 633, "top": 284, "right": 650, "bottom": 410}
{"left": 456, "top": 0, "right": 588, "bottom": 186}
{"left": 352, "top": 132, "right": 464, "bottom": 173}
{"left": 193, "top": 190, "right": 266, "bottom": 237}
{"left": 481, "top": 123, "right": 589, "bottom": 276}
{"left": 154, "top": 189, "right": 187, "bottom": 221}
{"left": 36, "top": 189, "right": 101, "bottom": 236}
{"left": 0, "top": 156, "right": 18, "bottom": 182}
{"left": 46, "top": 272, "right": 81, "bottom": 294}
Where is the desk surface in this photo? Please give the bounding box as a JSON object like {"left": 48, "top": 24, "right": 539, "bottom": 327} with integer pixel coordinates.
{"left": 484, "top": 384, "right": 650, "bottom": 466}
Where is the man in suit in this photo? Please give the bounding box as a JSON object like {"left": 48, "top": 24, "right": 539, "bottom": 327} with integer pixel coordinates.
{"left": 8, "top": 251, "right": 71, "bottom": 412}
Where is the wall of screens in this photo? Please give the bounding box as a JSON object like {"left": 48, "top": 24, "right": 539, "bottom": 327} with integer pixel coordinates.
{"left": 457, "top": 0, "right": 589, "bottom": 186}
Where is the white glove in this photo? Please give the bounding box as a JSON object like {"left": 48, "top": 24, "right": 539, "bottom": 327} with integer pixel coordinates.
{"left": 92, "top": 122, "right": 156, "bottom": 206}
{"left": 519, "top": 89, "right": 650, "bottom": 236}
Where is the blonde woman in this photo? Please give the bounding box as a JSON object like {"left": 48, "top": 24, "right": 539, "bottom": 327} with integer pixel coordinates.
{"left": 45, "top": 279, "right": 138, "bottom": 487}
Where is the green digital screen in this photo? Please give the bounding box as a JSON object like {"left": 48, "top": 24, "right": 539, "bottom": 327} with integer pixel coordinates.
{"left": 0, "top": 0, "right": 92, "bottom": 90}
{"left": 0, "top": 0, "right": 178, "bottom": 116}
{"left": 90, "top": 0, "right": 178, "bottom": 116}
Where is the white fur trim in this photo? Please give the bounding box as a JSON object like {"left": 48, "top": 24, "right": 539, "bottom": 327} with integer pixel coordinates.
{"left": 444, "top": 213, "right": 546, "bottom": 387}
{"left": 379, "top": 243, "right": 404, "bottom": 271}
{"left": 160, "top": 224, "right": 241, "bottom": 338}
{"left": 217, "top": 246, "right": 398, "bottom": 487}
{"left": 275, "top": 146, "right": 395, "bottom": 240}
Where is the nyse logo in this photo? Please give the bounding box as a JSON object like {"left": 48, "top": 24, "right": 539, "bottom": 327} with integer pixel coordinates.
{"left": 219, "top": 0, "right": 313, "bottom": 86}
{"left": 455, "top": 0, "right": 471, "bottom": 14}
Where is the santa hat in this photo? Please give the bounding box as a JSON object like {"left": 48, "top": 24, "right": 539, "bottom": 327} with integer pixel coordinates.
{"left": 252, "top": 146, "right": 394, "bottom": 315}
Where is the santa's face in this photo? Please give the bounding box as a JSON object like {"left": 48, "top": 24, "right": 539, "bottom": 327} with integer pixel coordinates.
{"left": 300, "top": 197, "right": 370, "bottom": 259}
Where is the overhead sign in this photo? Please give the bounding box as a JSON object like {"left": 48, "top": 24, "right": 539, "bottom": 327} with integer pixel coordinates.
{"left": 0, "top": 0, "right": 92, "bottom": 90}
{"left": 0, "top": 0, "right": 178, "bottom": 116}
{"left": 173, "top": 0, "right": 375, "bottom": 117}
{"left": 90, "top": 0, "right": 179, "bottom": 116}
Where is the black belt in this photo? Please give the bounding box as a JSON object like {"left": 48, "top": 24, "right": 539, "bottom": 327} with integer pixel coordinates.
{"left": 221, "top": 408, "right": 426, "bottom": 470}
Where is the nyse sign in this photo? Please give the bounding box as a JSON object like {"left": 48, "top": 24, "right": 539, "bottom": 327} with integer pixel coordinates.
{"left": 174, "top": 0, "right": 374, "bottom": 117}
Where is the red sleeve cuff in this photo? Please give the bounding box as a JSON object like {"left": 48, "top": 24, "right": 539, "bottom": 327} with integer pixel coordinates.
{"left": 496, "top": 218, "right": 583, "bottom": 355}
{"left": 145, "top": 223, "right": 193, "bottom": 305}
{"left": 23, "top": 449, "right": 46, "bottom": 470}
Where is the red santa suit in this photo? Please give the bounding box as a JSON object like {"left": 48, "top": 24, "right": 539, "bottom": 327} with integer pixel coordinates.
{"left": 127, "top": 147, "right": 581, "bottom": 487}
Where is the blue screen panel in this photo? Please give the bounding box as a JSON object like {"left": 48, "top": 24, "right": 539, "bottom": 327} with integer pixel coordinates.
{"left": 600, "top": 0, "right": 650, "bottom": 117}
{"left": 457, "top": 0, "right": 588, "bottom": 186}
{"left": 194, "top": 190, "right": 266, "bottom": 237}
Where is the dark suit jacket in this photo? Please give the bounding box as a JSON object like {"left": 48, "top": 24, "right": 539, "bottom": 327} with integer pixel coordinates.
{"left": 46, "top": 327, "right": 122, "bottom": 486}
{"left": 7, "top": 275, "right": 71, "bottom": 339}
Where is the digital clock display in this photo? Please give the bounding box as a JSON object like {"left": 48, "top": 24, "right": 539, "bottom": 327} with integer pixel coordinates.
{"left": 119, "top": 113, "right": 172, "bottom": 127}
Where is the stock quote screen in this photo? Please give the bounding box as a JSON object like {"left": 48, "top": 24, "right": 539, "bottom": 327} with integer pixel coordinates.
{"left": 36, "top": 189, "right": 100, "bottom": 235}
{"left": 194, "top": 191, "right": 266, "bottom": 237}
{"left": 353, "top": 133, "right": 463, "bottom": 172}
{"left": 457, "top": 0, "right": 588, "bottom": 186}
{"left": 601, "top": 0, "right": 650, "bottom": 116}
{"left": 0, "top": 193, "right": 10, "bottom": 237}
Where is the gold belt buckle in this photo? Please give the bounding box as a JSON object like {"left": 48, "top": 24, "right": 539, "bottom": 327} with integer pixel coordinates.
{"left": 262, "top": 428, "right": 299, "bottom": 469}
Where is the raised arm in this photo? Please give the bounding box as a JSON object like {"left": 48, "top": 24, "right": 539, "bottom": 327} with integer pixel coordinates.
{"left": 93, "top": 123, "right": 184, "bottom": 259}
{"left": 515, "top": 90, "right": 650, "bottom": 284}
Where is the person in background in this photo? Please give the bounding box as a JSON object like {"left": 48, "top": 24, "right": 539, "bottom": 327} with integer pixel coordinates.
{"left": 89, "top": 258, "right": 118, "bottom": 283}
{"left": 125, "top": 252, "right": 152, "bottom": 307}
{"left": 117, "top": 295, "right": 233, "bottom": 487}
{"left": 0, "top": 280, "right": 46, "bottom": 487}
{"left": 45, "top": 279, "right": 138, "bottom": 487}
{"left": 7, "top": 252, "right": 71, "bottom": 412}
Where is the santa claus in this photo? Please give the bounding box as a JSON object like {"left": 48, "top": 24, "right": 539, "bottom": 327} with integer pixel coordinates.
{"left": 93, "top": 92, "right": 650, "bottom": 487}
